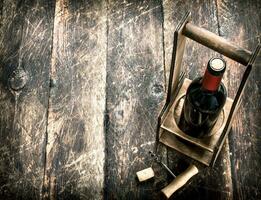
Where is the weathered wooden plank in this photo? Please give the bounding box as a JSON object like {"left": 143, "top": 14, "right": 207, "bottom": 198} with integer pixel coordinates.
{"left": 0, "top": 0, "right": 55, "bottom": 199}
{"left": 163, "top": 0, "right": 233, "bottom": 199}
{"left": 43, "top": 0, "right": 107, "bottom": 199}
{"left": 217, "top": 0, "right": 261, "bottom": 199}
{"left": 105, "top": 0, "right": 165, "bottom": 199}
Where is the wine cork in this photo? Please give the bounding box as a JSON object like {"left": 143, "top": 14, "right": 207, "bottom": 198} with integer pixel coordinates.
{"left": 136, "top": 167, "right": 154, "bottom": 182}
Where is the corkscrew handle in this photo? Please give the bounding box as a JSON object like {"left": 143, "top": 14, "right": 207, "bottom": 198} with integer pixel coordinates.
{"left": 183, "top": 22, "right": 251, "bottom": 66}
{"left": 161, "top": 164, "right": 199, "bottom": 199}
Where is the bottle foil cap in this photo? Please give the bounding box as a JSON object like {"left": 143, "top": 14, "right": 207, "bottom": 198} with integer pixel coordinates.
{"left": 208, "top": 57, "right": 226, "bottom": 76}
{"left": 202, "top": 57, "right": 226, "bottom": 91}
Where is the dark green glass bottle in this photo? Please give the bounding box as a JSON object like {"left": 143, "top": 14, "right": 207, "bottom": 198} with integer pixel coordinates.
{"left": 178, "top": 57, "right": 227, "bottom": 138}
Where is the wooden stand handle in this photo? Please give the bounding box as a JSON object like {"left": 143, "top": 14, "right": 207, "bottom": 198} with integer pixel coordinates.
{"left": 183, "top": 22, "right": 251, "bottom": 66}
{"left": 161, "top": 164, "right": 199, "bottom": 199}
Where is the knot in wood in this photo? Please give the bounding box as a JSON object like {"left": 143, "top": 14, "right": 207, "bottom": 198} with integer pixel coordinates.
{"left": 8, "top": 68, "right": 28, "bottom": 91}
{"left": 151, "top": 83, "right": 164, "bottom": 96}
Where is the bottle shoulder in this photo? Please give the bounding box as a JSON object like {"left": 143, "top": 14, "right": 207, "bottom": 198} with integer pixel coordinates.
{"left": 186, "top": 77, "right": 227, "bottom": 113}
{"left": 188, "top": 77, "right": 227, "bottom": 93}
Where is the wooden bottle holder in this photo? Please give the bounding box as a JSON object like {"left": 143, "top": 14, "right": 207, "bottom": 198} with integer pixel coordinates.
{"left": 158, "top": 12, "right": 260, "bottom": 167}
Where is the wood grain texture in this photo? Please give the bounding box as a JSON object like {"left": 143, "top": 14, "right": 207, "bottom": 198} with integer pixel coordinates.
{"left": 105, "top": 0, "right": 165, "bottom": 199}
{"left": 217, "top": 0, "right": 261, "bottom": 199}
{"left": 0, "top": 0, "right": 259, "bottom": 199}
{"left": 163, "top": 0, "right": 233, "bottom": 199}
{"left": 0, "top": 0, "right": 55, "bottom": 199}
{"left": 44, "top": 0, "right": 107, "bottom": 199}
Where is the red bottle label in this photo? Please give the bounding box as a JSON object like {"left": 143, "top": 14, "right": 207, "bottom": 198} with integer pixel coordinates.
{"left": 202, "top": 70, "right": 222, "bottom": 91}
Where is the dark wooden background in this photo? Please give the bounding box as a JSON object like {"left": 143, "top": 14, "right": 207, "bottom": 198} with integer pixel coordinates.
{"left": 0, "top": 0, "right": 260, "bottom": 199}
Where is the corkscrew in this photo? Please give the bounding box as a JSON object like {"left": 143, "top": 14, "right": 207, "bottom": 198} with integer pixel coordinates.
{"left": 148, "top": 151, "right": 176, "bottom": 178}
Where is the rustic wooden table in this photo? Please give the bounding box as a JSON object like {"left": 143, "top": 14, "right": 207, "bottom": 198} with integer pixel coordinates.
{"left": 0, "top": 0, "right": 260, "bottom": 199}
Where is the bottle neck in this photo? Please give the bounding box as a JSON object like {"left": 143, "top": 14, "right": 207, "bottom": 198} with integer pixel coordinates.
{"left": 201, "top": 69, "right": 223, "bottom": 92}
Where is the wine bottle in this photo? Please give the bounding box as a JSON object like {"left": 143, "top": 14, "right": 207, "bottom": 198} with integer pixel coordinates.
{"left": 178, "top": 57, "right": 227, "bottom": 138}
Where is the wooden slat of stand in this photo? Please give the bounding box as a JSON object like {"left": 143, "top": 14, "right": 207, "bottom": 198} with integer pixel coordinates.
{"left": 167, "top": 13, "right": 189, "bottom": 104}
